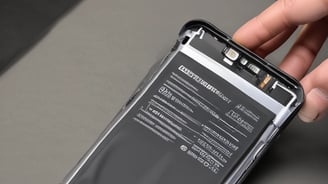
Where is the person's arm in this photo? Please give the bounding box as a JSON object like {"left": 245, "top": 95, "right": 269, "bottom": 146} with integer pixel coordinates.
{"left": 233, "top": 0, "right": 328, "bottom": 122}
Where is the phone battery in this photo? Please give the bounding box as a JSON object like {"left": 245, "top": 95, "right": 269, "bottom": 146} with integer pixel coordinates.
{"left": 64, "top": 21, "right": 303, "bottom": 184}
{"left": 69, "top": 52, "right": 275, "bottom": 184}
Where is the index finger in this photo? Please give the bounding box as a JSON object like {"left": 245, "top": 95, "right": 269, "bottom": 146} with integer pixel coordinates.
{"left": 233, "top": 0, "right": 328, "bottom": 49}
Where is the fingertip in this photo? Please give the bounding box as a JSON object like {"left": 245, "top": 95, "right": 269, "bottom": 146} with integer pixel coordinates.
{"left": 298, "top": 88, "right": 328, "bottom": 123}
{"left": 232, "top": 27, "right": 248, "bottom": 47}
{"left": 298, "top": 109, "right": 318, "bottom": 123}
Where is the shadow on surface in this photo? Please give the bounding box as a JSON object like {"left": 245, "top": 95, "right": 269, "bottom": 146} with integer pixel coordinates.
{"left": 0, "top": 0, "right": 83, "bottom": 76}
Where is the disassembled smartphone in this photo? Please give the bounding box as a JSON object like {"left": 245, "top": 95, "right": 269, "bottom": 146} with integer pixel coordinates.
{"left": 62, "top": 20, "right": 304, "bottom": 184}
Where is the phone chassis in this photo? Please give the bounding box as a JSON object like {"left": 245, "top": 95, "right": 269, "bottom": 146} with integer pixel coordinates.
{"left": 62, "top": 20, "right": 304, "bottom": 184}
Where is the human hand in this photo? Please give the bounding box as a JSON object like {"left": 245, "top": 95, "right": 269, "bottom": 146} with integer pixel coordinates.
{"left": 233, "top": 0, "right": 328, "bottom": 122}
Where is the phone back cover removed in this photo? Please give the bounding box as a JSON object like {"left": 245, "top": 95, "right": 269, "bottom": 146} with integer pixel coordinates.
{"left": 64, "top": 21, "right": 303, "bottom": 184}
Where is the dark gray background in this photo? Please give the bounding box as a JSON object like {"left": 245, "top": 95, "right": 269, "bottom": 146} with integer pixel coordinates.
{"left": 0, "top": 0, "right": 327, "bottom": 184}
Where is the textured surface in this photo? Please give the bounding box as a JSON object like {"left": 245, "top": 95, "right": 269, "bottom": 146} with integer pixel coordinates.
{"left": 0, "top": 0, "right": 327, "bottom": 184}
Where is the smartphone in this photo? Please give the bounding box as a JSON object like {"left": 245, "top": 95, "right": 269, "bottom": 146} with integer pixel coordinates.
{"left": 62, "top": 20, "right": 304, "bottom": 184}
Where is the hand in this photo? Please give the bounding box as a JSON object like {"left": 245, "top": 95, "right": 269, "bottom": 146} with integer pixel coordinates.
{"left": 233, "top": 0, "right": 328, "bottom": 122}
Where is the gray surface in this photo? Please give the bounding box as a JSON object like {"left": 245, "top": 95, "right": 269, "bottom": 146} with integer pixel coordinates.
{"left": 0, "top": 0, "right": 327, "bottom": 184}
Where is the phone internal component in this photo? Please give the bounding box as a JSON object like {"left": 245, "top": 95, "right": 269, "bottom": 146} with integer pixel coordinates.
{"left": 247, "top": 63, "right": 261, "bottom": 75}
{"left": 240, "top": 58, "right": 248, "bottom": 66}
{"left": 223, "top": 47, "right": 239, "bottom": 65}
{"left": 224, "top": 47, "right": 239, "bottom": 61}
{"left": 259, "top": 74, "right": 272, "bottom": 89}
{"left": 268, "top": 82, "right": 293, "bottom": 105}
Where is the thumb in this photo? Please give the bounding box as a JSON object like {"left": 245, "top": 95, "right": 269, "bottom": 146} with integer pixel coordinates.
{"left": 299, "top": 59, "right": 328, "bottom": 122}
{"left": 298, "top": 88, "right": 328, "bottom": 122}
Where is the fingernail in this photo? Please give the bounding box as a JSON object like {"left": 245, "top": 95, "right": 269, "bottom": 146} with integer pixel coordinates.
{"left": 299, "top": 88, "right": 328, "bottom": 122}
{"left": 299, "top": 108, "right": 319, "bottom": 123}
{"left": 313, "top": 88, "right": 328, "bottom": 99}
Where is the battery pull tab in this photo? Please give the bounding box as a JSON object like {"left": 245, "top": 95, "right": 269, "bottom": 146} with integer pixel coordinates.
{"left": 223, "top": 47, "right": 239, "bottom": 65}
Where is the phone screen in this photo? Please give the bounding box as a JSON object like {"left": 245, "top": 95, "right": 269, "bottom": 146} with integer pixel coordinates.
{"left": 70, "top": 50, "right": 275, "bottom": 184}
